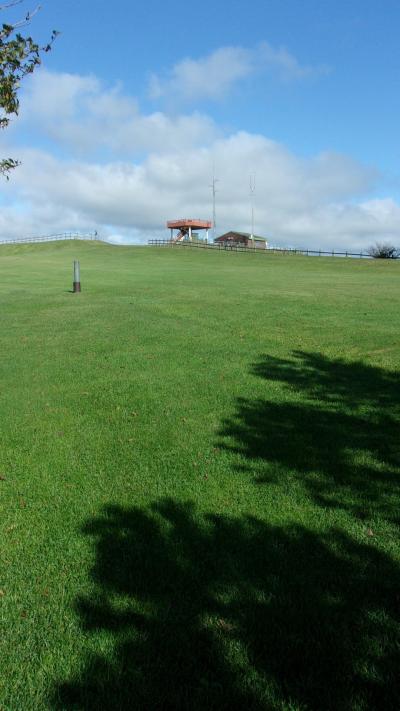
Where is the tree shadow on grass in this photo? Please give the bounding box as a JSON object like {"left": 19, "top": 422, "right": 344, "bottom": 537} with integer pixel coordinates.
{"left": 53, "top": 352, "right": 400, "bottom": 710}
{"left": 52, "top": 499, "right": 400, "bottom": 710}
{"left": 220, "top": 352, "right": 400, "bottom": 525}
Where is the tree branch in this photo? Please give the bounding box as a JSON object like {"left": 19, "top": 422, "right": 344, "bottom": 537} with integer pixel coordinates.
{"left": 0, "top": 1, "right": 58, "bottom": 177}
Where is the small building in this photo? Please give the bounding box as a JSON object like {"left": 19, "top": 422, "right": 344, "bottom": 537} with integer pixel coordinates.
{"left": 214, "top": 231, "right": 268, "bottom": 249}
{"left": 167, "top": 219, "right": 212, "bottom": 243}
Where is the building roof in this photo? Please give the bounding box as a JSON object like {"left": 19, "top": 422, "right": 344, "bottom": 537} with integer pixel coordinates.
{"left": 167, "top": 219, "right": 212, "bottom": 230}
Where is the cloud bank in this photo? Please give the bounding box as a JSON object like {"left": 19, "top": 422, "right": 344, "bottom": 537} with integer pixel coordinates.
{"left": 0, "top": 62, "right": 399, "bottom": 251}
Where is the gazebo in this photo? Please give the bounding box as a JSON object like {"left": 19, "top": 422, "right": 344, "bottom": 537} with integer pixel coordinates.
{"left": 167, "top": 219, "right": 212, "bottom": 243}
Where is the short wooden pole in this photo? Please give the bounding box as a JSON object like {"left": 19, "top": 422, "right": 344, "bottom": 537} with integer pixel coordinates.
{"left": 73, "top": 260, "right": 81, "bottom": 292}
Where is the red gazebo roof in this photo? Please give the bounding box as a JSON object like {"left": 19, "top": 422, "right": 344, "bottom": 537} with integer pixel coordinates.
{"left": 167, "top": 219, "right": 212, "bottom": 230}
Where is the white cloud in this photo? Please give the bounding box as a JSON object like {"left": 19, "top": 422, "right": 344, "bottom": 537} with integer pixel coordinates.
{"left": 22, "top": 71, "right": 102, "bottom": 121}
{"left": 1, "top": 132, "right": 398, "bottom": 250}
{"left": 1, "top": 69, "right": 399, "bottom": 251}
{"left": 19, "top": 69, "right": 218, "bottom": 156}
{"left": 148, "top": 42, "right": 328, "bottom": 102}
{"left": 258, "top": 43, "right": 328, "bottom": 81}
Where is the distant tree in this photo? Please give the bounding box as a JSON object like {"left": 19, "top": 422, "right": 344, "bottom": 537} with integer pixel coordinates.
{"left": 0, "top": 1, "right": 58, "bottom": 177}
{"left": 367, "top": 242, "right": 400, "bottom": 259}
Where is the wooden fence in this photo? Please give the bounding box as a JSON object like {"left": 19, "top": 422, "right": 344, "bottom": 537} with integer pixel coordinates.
{"left": 0, "top": 231, "right": 101, "bottom": 245}
{"left": 148, "top": 239, "right": 372, "bottom": 259}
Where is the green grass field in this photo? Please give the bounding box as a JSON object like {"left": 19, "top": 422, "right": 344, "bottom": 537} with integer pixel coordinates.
{"left": 1, "top": 241, "right": 400, "bottom": 710}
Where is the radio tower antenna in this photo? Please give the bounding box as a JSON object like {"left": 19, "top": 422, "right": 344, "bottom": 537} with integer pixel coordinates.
{"left": 250, "top": 174, "right": 256, "bottom": 245}
{"left": 209, "top": 165, "right": 219, "bottom": 242}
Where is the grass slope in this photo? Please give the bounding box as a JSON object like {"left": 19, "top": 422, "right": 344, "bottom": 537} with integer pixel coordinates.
{"left": 1, "top": 241, "right": 399, "bottom": 710}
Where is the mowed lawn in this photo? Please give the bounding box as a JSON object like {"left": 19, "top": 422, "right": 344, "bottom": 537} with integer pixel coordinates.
{"left": 1, "top": 241, "right": 400, "bottom": 710}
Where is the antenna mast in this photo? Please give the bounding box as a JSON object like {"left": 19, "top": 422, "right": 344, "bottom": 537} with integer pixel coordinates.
{"left": 209, "top": 166, "right": 219, "bottom": 242}
{"left": 250, "top": 174, "right": 255, "bottom": 245}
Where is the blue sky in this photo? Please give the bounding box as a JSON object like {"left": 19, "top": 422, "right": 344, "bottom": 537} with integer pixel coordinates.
{"left": 1, "top": 0, "right": 400, "bottom": 248}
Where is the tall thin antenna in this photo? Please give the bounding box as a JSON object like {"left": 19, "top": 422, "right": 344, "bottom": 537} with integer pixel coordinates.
{"left": 250, "top": 174, "right": 256, "bottom": 244}
{"left": 209, "top": 166, "right": 219, "bottom": 242}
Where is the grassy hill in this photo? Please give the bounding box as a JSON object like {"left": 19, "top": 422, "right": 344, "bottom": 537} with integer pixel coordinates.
{"left": 1, "top": 241, "right": 400, "bottom": 710}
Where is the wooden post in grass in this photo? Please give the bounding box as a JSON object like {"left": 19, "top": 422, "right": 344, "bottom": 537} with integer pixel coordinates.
{"left": 73, "top": 260, "right": 81, "bottom": 293}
